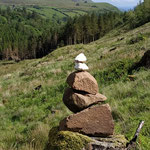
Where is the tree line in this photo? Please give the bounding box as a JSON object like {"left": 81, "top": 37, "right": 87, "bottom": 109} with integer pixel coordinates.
{"left": 0, "top": 7, "right": 123, "bottom": 60}
{"left": 59, "top": 12, "right": 123, "bottom": 45}
{"left": 126, "top": 0, "right": 150, "bottom": 29}
{"left": 0, "top": 7, "right": 60, "bottom": 60}
{"left": 0, "top": 0, "right": 150, "bottom": 60}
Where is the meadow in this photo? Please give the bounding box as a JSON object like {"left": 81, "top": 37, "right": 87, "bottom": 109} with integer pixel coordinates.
{"left": 0, "top": 20, "right": 150, "bottom": 149}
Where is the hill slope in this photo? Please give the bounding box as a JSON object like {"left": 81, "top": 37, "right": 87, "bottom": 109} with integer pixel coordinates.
{"left": 0, "top": 22, "right": 150, "bottom": 149}
{"left": 0, "top": 0, "right": 119, "bottom": 19}
{"left": 0, "top": 0, "right": 93, "bottom": 5}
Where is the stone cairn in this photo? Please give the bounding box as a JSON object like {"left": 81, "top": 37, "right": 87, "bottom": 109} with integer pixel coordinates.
{"left": 59, "top": 53, "right": 114, "bottom": 137}
{"left": 45, "top": 53, "right": 135, "bottom": 149}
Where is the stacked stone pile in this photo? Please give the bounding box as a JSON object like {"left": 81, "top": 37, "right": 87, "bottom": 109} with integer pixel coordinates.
{"left": 46, "top": 53, "right": 128, "bottom": 150}
{"left": 59, "top": 53, "right": 114, "bottom": 137}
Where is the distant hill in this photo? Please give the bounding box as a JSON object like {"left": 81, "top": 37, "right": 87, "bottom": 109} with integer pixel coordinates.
{"left": 0, "top": 0, "right": 93, "bottom": 6}
{"left": 0, "top": 0, "right": 117, "bottom": 8}
{"left": 0, "top": 0, "right": 120, "bottom": 19}
{"left": 118, "top": 7, "right": 133, "bottom": 11}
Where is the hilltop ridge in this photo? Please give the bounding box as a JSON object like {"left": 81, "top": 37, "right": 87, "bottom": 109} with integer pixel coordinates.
{"left": 0, "top": 0, "right": 118, "bottom": 9}
{"left": 0, "top": 0, "right": 93, "bottom": 5}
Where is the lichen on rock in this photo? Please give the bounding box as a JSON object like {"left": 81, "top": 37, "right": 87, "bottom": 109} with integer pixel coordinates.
{"left": 45, "top": 127, "right": 93, "bottom": 150}
{"left": 92, "top": 134, "right": 128, "bottom": 148}
{"left": 84, "top": 135, "right": 128, "bottom": 150}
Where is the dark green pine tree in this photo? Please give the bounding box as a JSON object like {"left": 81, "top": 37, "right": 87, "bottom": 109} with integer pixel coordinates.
{"left": 98, "top": 15, "right": 105, "bottom": 38}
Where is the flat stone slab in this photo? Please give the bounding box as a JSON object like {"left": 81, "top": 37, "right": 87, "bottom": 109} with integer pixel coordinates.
{"left": 67, "top": 71, "right": 99, "bottom": 94}
{"left": 59, "top": 104, "right": 114, "bottom": 137}
{"left": 83, "top": 135, "right": 128, "bottom": 150}
{"left": 63, "top": 88, "right": 107, "bottom": 113}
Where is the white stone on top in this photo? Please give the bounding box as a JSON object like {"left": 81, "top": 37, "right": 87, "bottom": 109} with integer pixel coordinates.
{"left": 75, "top": 53, "right": 87, "bottom": 62}
{"left": 75, "top": 62, "right": 89, "bottom": 71}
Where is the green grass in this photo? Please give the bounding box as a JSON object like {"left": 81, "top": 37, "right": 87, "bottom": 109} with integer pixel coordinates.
{"left": 26, "top": 3, "right": 119, "bottom": 21}
{"left": 28, "top": 7, "right": 66, "bottom": 19}
{"left": 0, "top": 0, "right": 119, "bottom": 21}
{"left": 0, "top": 22, "right": 150, "bottom": 149}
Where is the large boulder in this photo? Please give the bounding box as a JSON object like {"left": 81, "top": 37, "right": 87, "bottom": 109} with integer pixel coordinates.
{"left": 135, "top": 50, "right": 150, "bottom": 69}
{"left": 45, "top": 127, "right": 92, "bottom": 150}
{"left": 59, "top": 104, "right": 114, "bottom": 137}
{"left": 63, "top": 88, "right": 107, "bottom": 113}
{"left": 45, "top": 127, "right": 127, "bottom": 150}
{"left": 67, "top": 71, "right": 99, "bottom": 94}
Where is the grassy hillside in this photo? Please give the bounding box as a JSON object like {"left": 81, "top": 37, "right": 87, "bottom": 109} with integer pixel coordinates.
{"left": 27, "top": 2, "right": 118, "bottom": 19}
{"left": 0, "top": 22, "right": 150, "bottom": 149}
{"left": 0, "top": 0, "right": 93, "bottom": 5}
{"left": 0, "top": 0, "right": 119, "bottom": 19}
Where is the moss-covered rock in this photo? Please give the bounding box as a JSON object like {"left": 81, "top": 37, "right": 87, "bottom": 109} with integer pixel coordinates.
{"left": 45, "top": 127, "right": 128, "bottom": 150}
{"left": 45, "top": 127, "right": 93, "bottom": 150}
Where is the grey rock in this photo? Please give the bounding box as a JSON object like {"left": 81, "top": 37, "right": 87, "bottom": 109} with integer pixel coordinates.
{"left": 83, "top": 135, "right": 128, "bottom": 150}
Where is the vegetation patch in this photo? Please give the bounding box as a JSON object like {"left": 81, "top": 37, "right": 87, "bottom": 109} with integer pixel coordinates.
{"left": 126, "top": 33, "right": 145, "bottom": 45}
{"left": 94, "top": 59, "right": 135, "bottom": 85}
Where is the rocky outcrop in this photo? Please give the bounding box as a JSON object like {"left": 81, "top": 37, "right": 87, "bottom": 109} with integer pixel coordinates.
{"left": 63, "top": 88, "right": 107, "bottom": 113}
{"left": 59, "top": 104, "right": 114, "bottom": 137}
